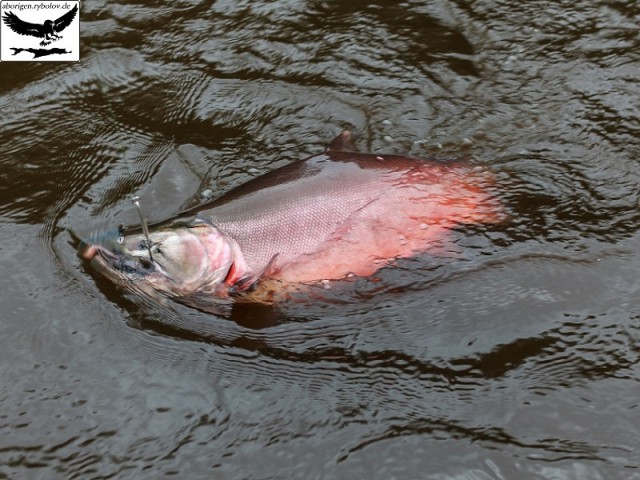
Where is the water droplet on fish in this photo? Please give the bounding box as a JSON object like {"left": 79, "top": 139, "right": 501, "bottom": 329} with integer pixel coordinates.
{"left": 419, "top": 223, "right": 428, "bottom": 230}
{"left": 201, "top": 188, "right": 213, "bottom": 199}
{"left": 376, "top": 156, "right": 384, "bottom": 160}
{"left": 462, "top": 137, "right": 473, "bottom": 145}
{"left": 382, "top": 119, "right": 392, "bottom": 126}
{"left": 321, "top": 279, "right": 331, "bottom": 289}
{"left": 383, "top": 135, "right": 393, "bottom": 143}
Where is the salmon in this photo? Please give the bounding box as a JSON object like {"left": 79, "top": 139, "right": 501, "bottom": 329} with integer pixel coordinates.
{"left": 81, "top": 131, "right": 503, "bottom": 304}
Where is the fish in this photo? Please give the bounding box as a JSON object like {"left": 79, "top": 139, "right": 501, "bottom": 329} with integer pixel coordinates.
{"left": 80, "top": 131, "right": 503, "bottom": 306}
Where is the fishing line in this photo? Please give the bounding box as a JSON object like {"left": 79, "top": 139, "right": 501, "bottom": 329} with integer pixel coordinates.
{"left": 96, "top": 52, "right": 153, "bottom": 248}
{"left": 95, "top": 56, "right": 155, "bottom": 261}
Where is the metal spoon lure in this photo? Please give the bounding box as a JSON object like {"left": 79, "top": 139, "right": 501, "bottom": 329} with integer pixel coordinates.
{"left": 131, "top": 195, "right": 154, "bottom": 262}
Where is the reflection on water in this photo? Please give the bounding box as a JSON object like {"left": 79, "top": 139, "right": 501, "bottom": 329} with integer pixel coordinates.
{"left": 0, "top": 0, "right": 639, "bottom": 478}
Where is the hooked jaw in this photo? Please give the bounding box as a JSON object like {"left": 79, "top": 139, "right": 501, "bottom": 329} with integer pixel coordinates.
{"left": 81, "top": 242, "right": 156, "bottom": 283}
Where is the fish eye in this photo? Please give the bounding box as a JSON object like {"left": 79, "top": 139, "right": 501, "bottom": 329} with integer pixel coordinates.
{"left": 139, "top": 257, "right": 153, "bottom": 269}
{"left": 117, "top": 236, "right": 124, "bottom": 244}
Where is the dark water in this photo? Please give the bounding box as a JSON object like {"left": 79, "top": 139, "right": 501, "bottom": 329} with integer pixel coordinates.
{"left": 1, "top": 0, "right": 639, "bottom": 478}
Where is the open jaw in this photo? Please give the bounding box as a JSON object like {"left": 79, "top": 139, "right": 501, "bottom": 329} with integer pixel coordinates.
{"left": 83, "top": 244, "right": 158, "bottom": 278}
{"left": 80, "top": 245, "right": 175, "bottom": 301}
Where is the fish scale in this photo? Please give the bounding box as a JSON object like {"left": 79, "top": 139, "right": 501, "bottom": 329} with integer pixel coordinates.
{"left": 201, "top": 157, "right": 389, "bottom": 274}
{"left": 194, "top": 152, "right": 499, "bottom": 282}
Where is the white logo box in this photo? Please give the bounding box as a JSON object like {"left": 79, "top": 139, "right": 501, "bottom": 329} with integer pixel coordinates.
{"left": 1, "top": 1, "right": 80, "bottom": 61}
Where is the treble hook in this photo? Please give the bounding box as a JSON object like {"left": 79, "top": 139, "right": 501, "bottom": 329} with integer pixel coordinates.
{"left": 131, "top": 196, "right": 154, "bottom": 262}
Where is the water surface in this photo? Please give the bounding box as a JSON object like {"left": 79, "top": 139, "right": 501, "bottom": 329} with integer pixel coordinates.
{"left": 1, "top": 0, "right": 639, "bottom": 478}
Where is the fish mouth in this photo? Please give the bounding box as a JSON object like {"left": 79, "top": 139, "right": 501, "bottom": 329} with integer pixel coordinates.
{"left": 81, "top": 243, "right": 155, "bottom": 278}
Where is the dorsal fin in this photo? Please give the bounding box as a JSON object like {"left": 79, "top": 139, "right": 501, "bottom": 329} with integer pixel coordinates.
{"left": 327, "top": 130, "right": 356, "bottom": 152}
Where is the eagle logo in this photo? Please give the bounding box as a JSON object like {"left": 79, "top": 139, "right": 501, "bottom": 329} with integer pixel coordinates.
{"left": 2, "top": 5, "right": 78, "bottom": 46}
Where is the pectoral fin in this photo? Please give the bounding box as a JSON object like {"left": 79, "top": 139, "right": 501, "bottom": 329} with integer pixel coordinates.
{"left": 227, "top": 254, "right": 279, "bottom": 295}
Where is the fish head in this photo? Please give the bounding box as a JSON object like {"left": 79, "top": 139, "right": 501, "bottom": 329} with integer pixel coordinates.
{"left": 80, "top": 219, "right": 244, "bottom": 298}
